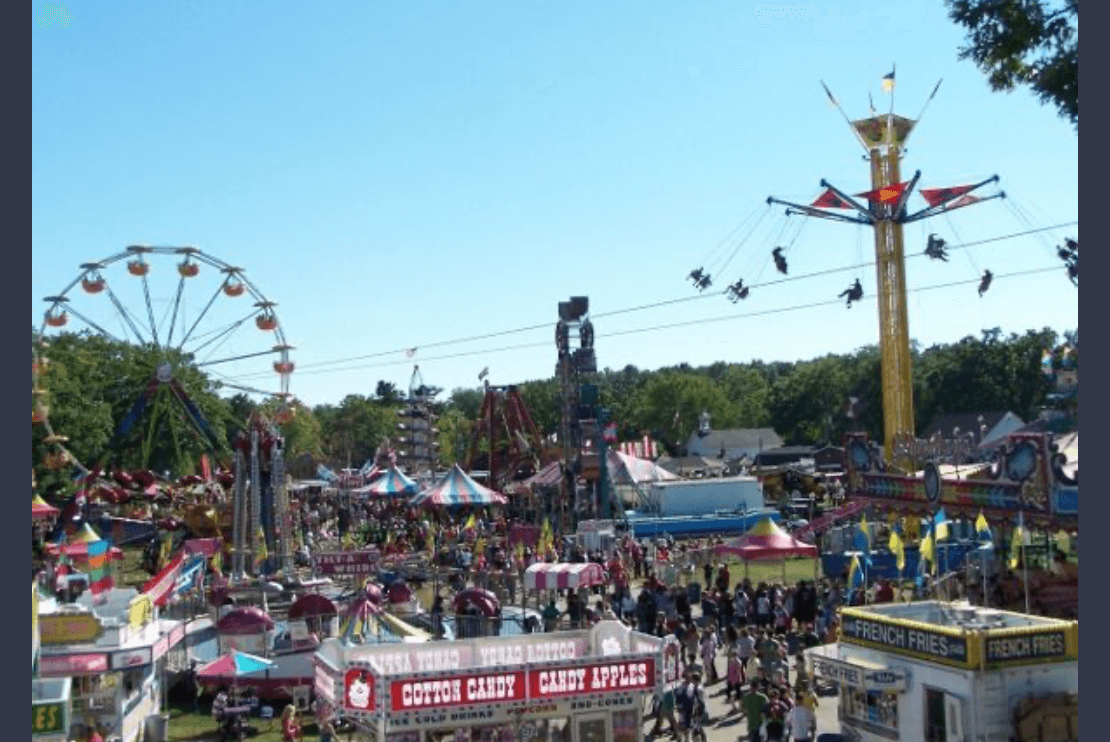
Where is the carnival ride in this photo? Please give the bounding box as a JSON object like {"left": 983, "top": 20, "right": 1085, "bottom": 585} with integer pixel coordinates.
{"left": 463, "top": 378, "right": 554, "bottom": 490}
{"left": 37, "top": 245, "right": 295, "bottom": 476}
{"left": 682, "top": 77, "right": 1078, "bottom": 615}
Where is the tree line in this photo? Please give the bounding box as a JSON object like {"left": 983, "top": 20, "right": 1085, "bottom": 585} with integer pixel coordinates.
{"left": 33, "top": 326, "right": 1076, "bottom": 494}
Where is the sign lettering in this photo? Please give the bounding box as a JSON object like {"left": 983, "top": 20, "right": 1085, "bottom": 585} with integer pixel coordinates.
{"left": 315, "top": 550, "right": 381, "bottom": 576}
{"left": 390, "top": 671, "right": 526, "bottom": 711}
{"left": 40, "top": 613, "right": 103, "bottom": 645}
{"left": 530, "top": 660, "right": 654, "bottom": 698}
{"left": 985, "top": 631, "right": 1068, "bottom": 665}
{"left": 840, "top": 615, "right": 968, "bottom": 665}
{"left": 32, "top": 702, "right": 66, "bottom": 736}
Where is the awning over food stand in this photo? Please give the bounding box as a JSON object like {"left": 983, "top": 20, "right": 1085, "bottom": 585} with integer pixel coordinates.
{"left": 524, "top": 561, "right": 607, "bottom": 591}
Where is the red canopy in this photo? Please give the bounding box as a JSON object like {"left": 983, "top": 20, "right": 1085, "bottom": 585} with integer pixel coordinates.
{"left": 288, "top": 593, "right": 338, "bottom": 620}
{"left": 713, "top": 518, "right": 818, "bottom": 561}
{"left": 217, "top": 606, "right": 275, "bottom": 635}
{"left": 32, "top": 495, "right": 59, "bottom": 521}
{"left": 452, "top": 587, "right": 500, "bottom": 617}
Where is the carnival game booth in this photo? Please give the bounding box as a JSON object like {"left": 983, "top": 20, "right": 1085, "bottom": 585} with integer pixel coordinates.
{"left": 36, "top": 587, "right": 186, "bottom": 742}
{"left": 315, "top": 619, "right": 681, "bottom": 742}
{"left": 807, "top": 600, "right": 1078, "bottom": 742}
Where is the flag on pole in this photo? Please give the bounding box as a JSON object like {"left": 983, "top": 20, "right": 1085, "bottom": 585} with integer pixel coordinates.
{"left": 848, "top": 554, "right": 864, "bottom": 591}
{"left": 869, "top": 91, "right": 877, "bottom": 114}
{"left": 254, "top": 527, "right": 268, "bottom": 571}
{"left": 1010, "top": 513, "right": 1026, "bottom": 569}
{"left": 882, "top": 68, "right": 896, "bottom": 92}
{"left": 934, "top": 509, "right": 949, "bottom": 542}
{"left": 976, "top": 511, "right": 993, "bottom": 542}
{"left": 889, "top": 531, "right": 906, "bottom": 572}
{"left": 812, "top": 189, "right": 854, "bottom": 209}
{"left": 854, "top": 516, "right": 871, "bottom": 564}
{"left": 88, "top": 539, "right": 114, "bottom": 597}
{"left": 919, "top": 524, "right": 935, "bottom": 573}
{"left": 856, "top": 182, "right": 908, "bottom": 203}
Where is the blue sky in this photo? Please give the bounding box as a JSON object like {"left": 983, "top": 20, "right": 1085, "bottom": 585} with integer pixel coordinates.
{"left": 32, "top": 1, "right": 1078, "bottom": 408}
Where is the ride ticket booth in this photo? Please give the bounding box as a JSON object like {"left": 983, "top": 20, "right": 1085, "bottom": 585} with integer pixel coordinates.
{"left": 807, "top": 601, "right": 1078, "bottom": 742}
{"left": 315, "top": 620, "right": 679, "bottom": 742}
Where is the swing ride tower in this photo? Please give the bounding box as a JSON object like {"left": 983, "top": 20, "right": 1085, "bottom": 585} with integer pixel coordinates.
{"left": 767, "top": 80, "right": 1002, "bottom": 465}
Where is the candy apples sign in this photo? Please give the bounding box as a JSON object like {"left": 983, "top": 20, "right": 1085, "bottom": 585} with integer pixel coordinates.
{"left": 345, "top": 669, "right": 376, "bottom": 712}
{"left": 529, "top": 660, "right": 654, "bottom": 699}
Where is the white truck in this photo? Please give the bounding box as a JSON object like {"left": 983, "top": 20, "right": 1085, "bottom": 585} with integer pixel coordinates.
{"left": 644, "top": 476, "right": 763, "bottom": 517}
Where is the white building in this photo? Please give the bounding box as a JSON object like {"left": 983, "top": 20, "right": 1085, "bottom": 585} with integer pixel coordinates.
{"left": 808, "top": 601, "right": 1078, "bottom": 742}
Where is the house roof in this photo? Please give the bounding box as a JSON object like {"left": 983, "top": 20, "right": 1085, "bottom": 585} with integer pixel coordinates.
{"left": 920, "top": 411, "right": 1019, "bottom": 441}
{"left": 752, "top": 446, "right": 818, "bottom": 467}
{"left": 655, "top": 455, "right": 729, "bottom": 476}
{"left": 686, "top": 428, "right": 783, "bottom": 451}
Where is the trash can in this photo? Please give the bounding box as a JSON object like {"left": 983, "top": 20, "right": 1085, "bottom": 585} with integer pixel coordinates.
{"left": 144, "top": 713, "right": 170, "bottom": 742}
{"left": 686, "top": 582, "right": 701, "bottom": 605}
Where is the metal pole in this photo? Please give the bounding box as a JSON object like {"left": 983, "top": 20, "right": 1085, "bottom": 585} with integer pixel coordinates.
{"left": 1021, "top": 519, "right": 1030, "bottom": 614}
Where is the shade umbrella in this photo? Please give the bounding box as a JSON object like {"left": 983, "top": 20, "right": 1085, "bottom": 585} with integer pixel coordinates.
{"left": 410, "top": 464, "right": 507, "bottom": 507}
{"left": 196, "top": 649, "right": 276, "bottom": 682}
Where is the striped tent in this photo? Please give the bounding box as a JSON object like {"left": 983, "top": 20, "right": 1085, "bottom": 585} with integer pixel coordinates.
{"left": 713, "top": 517, "right": 818, "bottom": 560}
{"left": 365, "top": 466, "right": 419, "bottom": 497}
{"left": 524, "top": 562, "right": 607, "bottom": 591}
{"left": 32, "top": 495, "right": 59, "bottom": 521}
{"left": 410, "top": 464, "right": 507, "bottom": 507}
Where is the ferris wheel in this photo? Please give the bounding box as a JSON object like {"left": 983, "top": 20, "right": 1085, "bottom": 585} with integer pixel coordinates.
{"left": 36, "top": 245, "right": 295, "bottom": 474}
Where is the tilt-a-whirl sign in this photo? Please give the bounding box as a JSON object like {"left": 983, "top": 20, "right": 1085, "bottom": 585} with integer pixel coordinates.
{"left": 840, "top": 608, "right": 1078, "bottom": 670}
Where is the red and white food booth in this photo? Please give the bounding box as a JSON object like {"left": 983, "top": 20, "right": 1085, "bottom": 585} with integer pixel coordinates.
{"left": 315, "top": 620, "right": 680, "bottom": 742}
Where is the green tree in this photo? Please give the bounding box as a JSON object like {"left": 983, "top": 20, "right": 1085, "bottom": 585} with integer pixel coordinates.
{"left": 768, "top": 355, "right": 852, "bottom": 445}
{"left": 445, "top": 387, "right": 484, "bottom": 420}
{"left": 946, "top": 0, "right": 1078, "bottom": 127}
{"left": 630, "top": 372, "right": 739, "bottom": 444}
{"left": 259, "top": 398, "right": 325, "bottom": 464}
{"left": 315, "top": 395, "right": 398, "bottom": 468}
{"left": 717, "top": 365, "right": 772, "bottom": 428}
{"left": 517, "top": 379, "right": 561, "bottom": 437}
{"left": 34, "top": 332, "right": 235, "bottom": 479}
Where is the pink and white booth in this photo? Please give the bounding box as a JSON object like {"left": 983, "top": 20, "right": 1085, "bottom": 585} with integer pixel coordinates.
{"left": 314, "top": 620, "right": 681, "bottom": 742}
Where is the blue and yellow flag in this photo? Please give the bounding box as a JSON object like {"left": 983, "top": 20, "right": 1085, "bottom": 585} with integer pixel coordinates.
{"left": 854, "top": 516, "right": 871, "bottom": 563}
{"left": 848, "top": 554, "right": 865, "bottom": 591}
{"left": 934, "top": 509, "right": 949, "bottom": 542}
{"left": 882, "top": 68, "right": 896, "bottom": 92}
{"left": 976, "top": 511, "right": 993, "bottom": 542}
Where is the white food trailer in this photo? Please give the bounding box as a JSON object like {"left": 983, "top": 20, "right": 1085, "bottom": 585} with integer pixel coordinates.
{"left": 807, "top": 601, "right": 1078, "bottom": 742}
{"left": 315, "top": 620, "right": 681, "bottom": 742}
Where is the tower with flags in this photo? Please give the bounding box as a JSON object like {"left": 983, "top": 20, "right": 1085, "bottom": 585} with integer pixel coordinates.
{"left": 769, "top": 71, "right": 1004, "bottom": 464}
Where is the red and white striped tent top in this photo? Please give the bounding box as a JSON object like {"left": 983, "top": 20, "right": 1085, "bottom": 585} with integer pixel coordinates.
{"left": 410, "top": 464, "right": 507, "bottom": 507}
{"left": 524, "top": 561, "right": 607, "bottom": 591}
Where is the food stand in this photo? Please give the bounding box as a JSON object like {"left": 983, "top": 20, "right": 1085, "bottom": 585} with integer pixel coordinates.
{"left": 315, "top": 620, "right": 680, "bottom": 742}
{"left": 807, "top": 601, "right": 1078, "bottom": 742}
{"left": 36, "top": 588, "right": 186, "bottom": 742}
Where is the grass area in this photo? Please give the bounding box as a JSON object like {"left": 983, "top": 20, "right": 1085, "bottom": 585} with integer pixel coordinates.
{"left": 165, "top": 702, "right": 319, "bottom": 742}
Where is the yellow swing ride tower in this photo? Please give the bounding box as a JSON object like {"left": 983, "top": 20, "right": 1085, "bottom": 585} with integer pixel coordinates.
{"left": 768, "top": 75, "right": 1001, "bottom": 466}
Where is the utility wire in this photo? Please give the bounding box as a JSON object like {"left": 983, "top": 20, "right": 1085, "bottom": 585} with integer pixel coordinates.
{"left": 231, "top": 264, "right": 1065, "bottom": 382}
{"left": 248, "top": 220, "right": 1077, "bottom": 378}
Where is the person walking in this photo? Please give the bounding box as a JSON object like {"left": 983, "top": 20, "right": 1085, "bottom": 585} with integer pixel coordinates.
{"left": 282, "top": 704, "right": 302, "bottom": 742}
{"left": 738, "top": 682, "right": 769, "bottom": 742}
{"left": 785, "top": 691, "right": 817, "bottom": 742}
